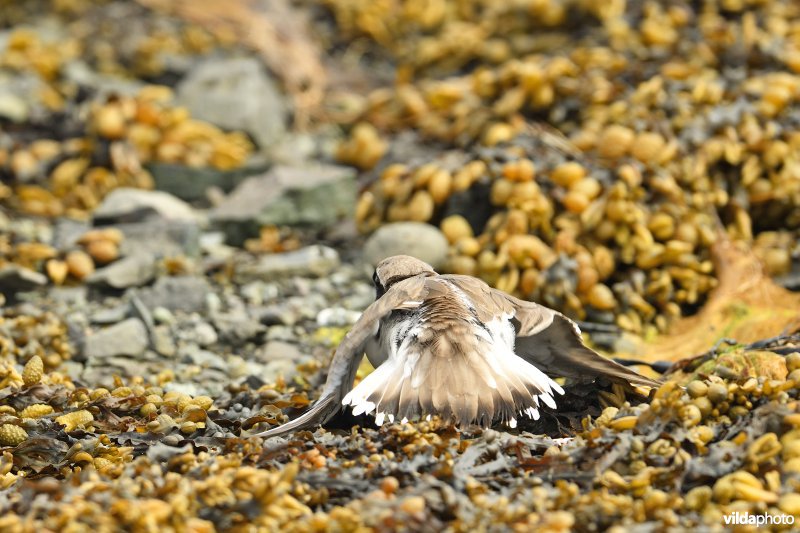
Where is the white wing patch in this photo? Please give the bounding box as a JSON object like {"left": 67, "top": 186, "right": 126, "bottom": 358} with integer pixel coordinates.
{"left": 342, "top": 280, "right": 565, "bottom": 428}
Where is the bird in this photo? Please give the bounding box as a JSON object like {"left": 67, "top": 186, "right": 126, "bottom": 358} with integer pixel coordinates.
{"left": 252, "top": 255, "right": 660, "bottom": 437}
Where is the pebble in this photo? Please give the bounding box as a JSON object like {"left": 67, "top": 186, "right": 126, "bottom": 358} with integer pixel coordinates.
{"left": 363, "top": 222, "right": 449, "bottom": 269}
{"left": 209, "top": 164, "right": 356, "bottom": 243}
{"left": 82, "top": 318, "right": 149, "bottom": 359}
{"left": 138, "top": 276, "right": 211, "bottom": 313}
{"left": 176, "top": 57, "right": 288, "bottom": 150}
{"left": 86, "top": 253, "right": 156, "bottom": 289}
{"left": 234, "top": 245, "right": 341, "bottom": 282}
{"left": 152, "top": 307, "right": 175, "bottom": 324}
{"left": 93, "top": 188, "right": 198, "bottom": 224}
{"left": 0, "top": 265, "right": 48, "bottom": 293}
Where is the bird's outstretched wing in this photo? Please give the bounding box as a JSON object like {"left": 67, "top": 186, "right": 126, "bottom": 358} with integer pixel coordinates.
{"left": 508, "top": 294, "right": 660, "bottom": 388}
{"left": 448, "top": 275, "right": 660, "bottom": 388}
{"left": 248, "top": 276, "right": 431, "bottom": 438}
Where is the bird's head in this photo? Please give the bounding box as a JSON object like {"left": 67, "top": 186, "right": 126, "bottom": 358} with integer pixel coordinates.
{"left": 372, "top": 255, "right": 436, "bottom": 299}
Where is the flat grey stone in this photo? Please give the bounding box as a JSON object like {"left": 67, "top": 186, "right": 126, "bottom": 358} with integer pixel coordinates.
{"left": 87, "top": 253, "right": 156, "bottom": 289}
{"left": 234, "top": 245, "right": 340, "bottom": 283}
{"left": 116, "top": 220, "right": 200, "bottom": 258}
{"left": 137, "top": 276, "right": 211, "bottom": 313}
{"left": 0, "top": 265, "right": 48, "bottom": 293}
{"left": 152, "top": 325, "right": 176, "bottom": 357}
{"left": 178, "top": 321, "right": 219, "bottom": 347}
{"left": 148, "top": 158, "right": 270, "bottom": 201}
{"left": 93, "top": 188, "right": 197, "bottom": 224}
{"left": 52, "top": 218, "right": 91, "bottom": 251}
{"left": 82, "top": 318, "right": 148, "bottom": 359}
{"left": 210, "top": 165, "right": 356, "bottom": 244}
{"left": 152, "top": 307, "right": 175, "bottom": 325}
{"left": 176, "top": 57, "right": 287, "bottom": 150}
{"left": 260, "top": 359, "right": 299, "bottom": 384}
{"left": 90, "top": 305, "right": 129, "bottom": 325}
{"left": 363, "top": 222, "right": 449, "bottom": 269}
{"left": 179, "top": 345, "right": 227, "bottom": 370}
{"left": 212, "top": 312, "right": 265, "bottom": 345}
{"left": 256, "top": 340, "right": 304, "bottom": 363}
{"left": 48, "top": 286, "right": 88, "bottom": 306}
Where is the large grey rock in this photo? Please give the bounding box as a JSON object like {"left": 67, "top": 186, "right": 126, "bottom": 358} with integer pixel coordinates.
{"left": 210, "top": 165, "right": 356, "bottom": 244}
{"left": 93, "top": 188, "right": 197, "bottom": 224}
{"left": 363, "top": 222, "right": 449, "bottom": 269}
{"left": 0, "top": 265, "right": 47, "bottom": 293}
{"left": 234, "top": 245, "right": 340, "bottom": 283}
{"left": 87, "top": 253, "right": 156, "bottom": 289}
{"left": 137, "top": 276, "right": 211, "bottom": 313}
{"left": 148, "top": 157, "right": 270, "bottom": 202}
{"left": 176, "top": 57, "right": 287, "bottom": 150}
{"left": 82, "top": 318, "right": 148, "bottom": 359}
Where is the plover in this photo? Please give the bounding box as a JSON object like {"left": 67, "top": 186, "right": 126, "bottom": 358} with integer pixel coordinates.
{"left": 253, "top": 255, "right": 659, "bottom": 437}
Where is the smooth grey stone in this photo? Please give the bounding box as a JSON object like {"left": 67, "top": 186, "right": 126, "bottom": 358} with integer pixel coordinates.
{"left": 179, "top": 346, "right": 227, "bottom": 370}
{"left": 234, "top": 245, "right": 340, "bottom": 283}
{"left": 363, "top": 222, "right": 449, "bottom": 269}
{"left": 82, "top": 318, "right": 148, "bottom": 359}
{"left": 93, "top": 188, "right": 198, "bottom": 224}
{"left": 137, "top": 276, "right": 211, "bottom": 313}
{"left": 256, "top": 340, "right": 304, "bottom": 363}
{"left": 148, "top": 158, "right": 270, "bottom": 202}
{"left": 210, "top": 165, "right": 356, "bottom": 244}
{"left": 152, "top": 325, "right": 176, "bottom": 357}
{"left": 152, "top": 307, "right": 175, "bottom": 325}
{"left": 176, "top": 57, "right": 287, "bottom": 150}
{"left": 116, "top": 220, "right": 200, "bottom": 258}
{"left": 212, "top": 312, "right": 265, "bottom": 345}
{"left": 86, "top": 253, "right": 156, "bottom": 289}
{"left": 0, "top": 265, "right": 48, "bottom": 293}
{"left": 90, "top": 305, "right": 129, "bottom": 325}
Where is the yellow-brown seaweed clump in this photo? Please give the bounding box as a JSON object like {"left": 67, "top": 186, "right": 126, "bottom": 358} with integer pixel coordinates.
{"left": 3, "top": 87, "right": 254, "bottom": 219}
{"left": 340, "top": 0, "right": 800, "bottom": 334}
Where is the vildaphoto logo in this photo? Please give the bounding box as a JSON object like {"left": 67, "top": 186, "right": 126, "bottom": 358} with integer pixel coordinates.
{"left": 723, "top": 512, "right": 795, "bottom": 526}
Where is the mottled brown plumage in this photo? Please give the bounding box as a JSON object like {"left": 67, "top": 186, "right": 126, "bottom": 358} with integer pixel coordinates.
{"left": 251, "top": 255, "right": 658, "bottom": 438}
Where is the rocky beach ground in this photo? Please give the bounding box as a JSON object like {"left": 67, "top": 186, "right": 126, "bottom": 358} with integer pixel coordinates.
{"left": 1, "top": 1, "right": 800, "bottom": 531}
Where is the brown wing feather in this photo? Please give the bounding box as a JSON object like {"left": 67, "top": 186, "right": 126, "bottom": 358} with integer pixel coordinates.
{"left": 249, "top": 276, "right": 431, "bottom": 437}
{"left": 446, "top": 274, "right": 658, "bottom": 388}
{"left": 504, "top": 293, "right": 660, "bottom": 388}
